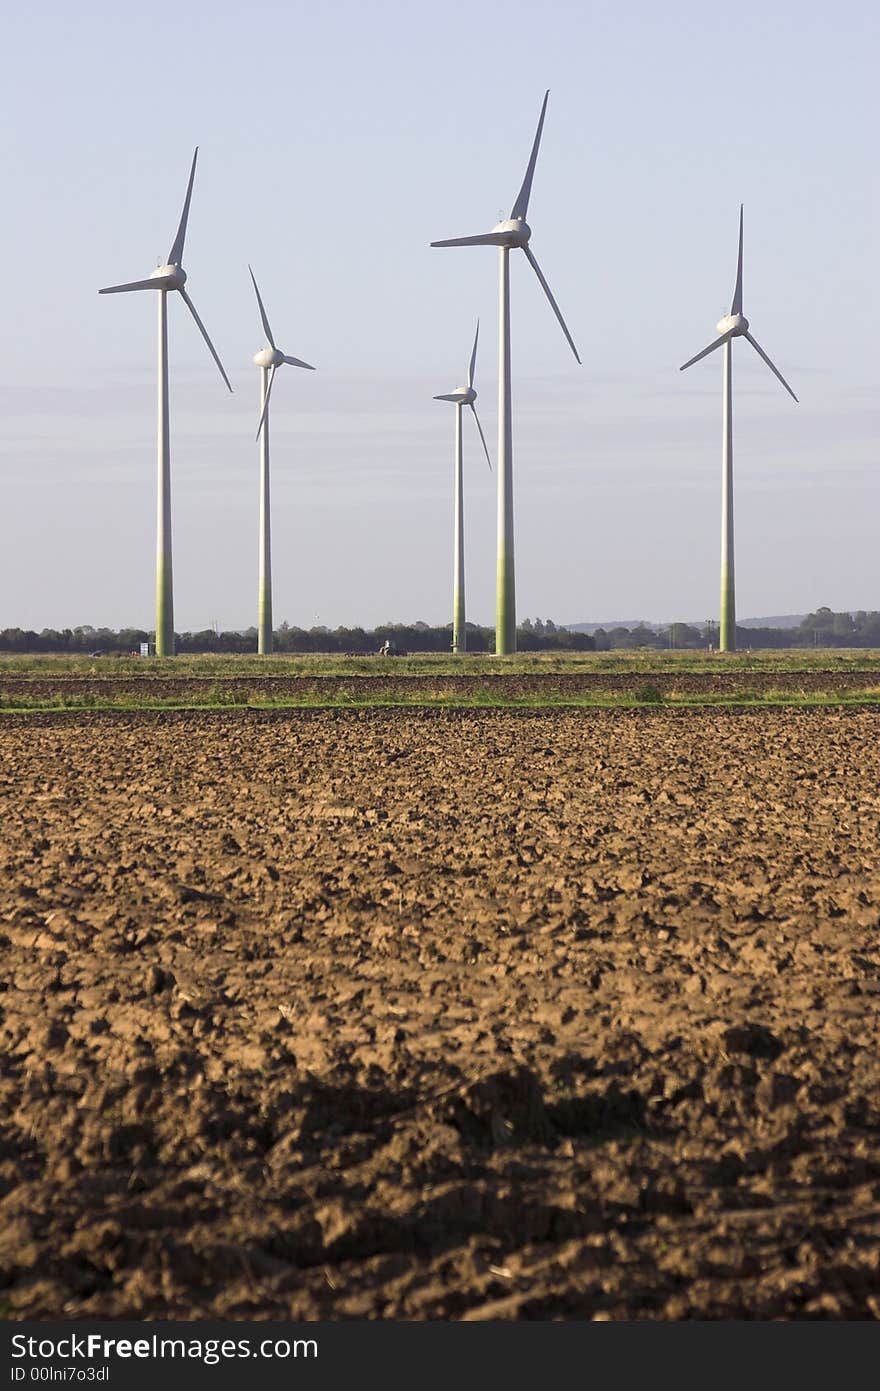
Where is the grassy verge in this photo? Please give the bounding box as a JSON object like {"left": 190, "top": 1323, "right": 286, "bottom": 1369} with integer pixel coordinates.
{"left": 2, "top": 649, "right": 880, "bottom": 679}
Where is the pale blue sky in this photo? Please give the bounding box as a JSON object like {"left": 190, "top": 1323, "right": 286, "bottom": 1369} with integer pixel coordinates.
{"left": 1, "top": 0, "right": 876, "bottom": 630}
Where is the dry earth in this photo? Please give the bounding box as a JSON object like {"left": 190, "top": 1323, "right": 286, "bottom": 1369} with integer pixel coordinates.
{"left": 2, "top": 707, "right": 880, "bottom": 1319}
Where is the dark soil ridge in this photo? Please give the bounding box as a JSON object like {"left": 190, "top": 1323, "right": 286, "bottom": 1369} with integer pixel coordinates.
{"left": 2, "top": 704, "right": 879, "bottom": 732}
{"left": 2, "top": 671, "right": 880, "bottom": 701}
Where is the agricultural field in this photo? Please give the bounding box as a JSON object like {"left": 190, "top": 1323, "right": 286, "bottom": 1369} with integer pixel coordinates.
{"left": 4, "top": 649, "right": 880, "bottom": 679}
{"left": 2, "top": 691, "right": 880, "bottom": 1319}
{"left": 1, "top": 648, "right": 880, "bottom": 711}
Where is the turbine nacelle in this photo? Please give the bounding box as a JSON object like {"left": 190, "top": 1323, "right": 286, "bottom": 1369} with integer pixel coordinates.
{"left": 490, "top": 217, "right": 531, "bottom": 247}
{"left": 148, "top": 263, "right": 187, "bottom": 291}
{"left": 716, "top": 312, "right": 749, "bottom": 337}
{"left": 434, "top": 385, "right": 476, "bottom": 405}
{"left": 253, "top": 345, "right": 284, "bottom": 369}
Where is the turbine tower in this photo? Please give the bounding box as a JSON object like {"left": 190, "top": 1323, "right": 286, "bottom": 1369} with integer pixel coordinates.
{"left": 680, "top": 206, "right": 798, "bottom": 653}
{"left": 249, "top": 266, "right": 315, "bottom": 656}
{"left": 99, "top": 148, "right": 232, "bottom": 657}
{"left": 431, "top": 90, "right": 580, "bottom": 655}
{"left": 433, "top": 320, "right": 492, "bottom": 655}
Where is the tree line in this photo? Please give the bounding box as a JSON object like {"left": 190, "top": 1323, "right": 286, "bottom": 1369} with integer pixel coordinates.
{"left": 0, "top": 620, "right": 596, "bottom": 654}
{"left": 591, "top": 608, "right": 880, "bottom": 650}
{"left": 1, "top": 608, "right": 878, "bottom": 653}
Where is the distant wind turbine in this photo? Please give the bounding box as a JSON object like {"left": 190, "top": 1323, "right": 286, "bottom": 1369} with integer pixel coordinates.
{"left": 99, "top": 148, "right": 232, "bottom": 657}
{"left": 434, "top": 320, "right": 492, "bottom": 655}
{"left": 680, "top": 206, "right": 798, "bottom": 653}
{"left": 249, "top": 266, "right": 315, "bottom": 656}
{"left": 432, "top": 90, "right": 580, "bottom": 655}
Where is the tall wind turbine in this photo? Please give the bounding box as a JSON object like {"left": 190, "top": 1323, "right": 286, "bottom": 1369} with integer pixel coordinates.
{"left": 431, "top": 90, "right": 580, "bottom": 655}
{"left": 433, "top": 319, "right": 492, "bottom": 655}
{"left": 680, "top": 206, "right": 798, "bottom": 652}
{"left": 249, "top": 266, "right": 315, "bottom": 656}
{"left": 99, "top": 148, "right": 232, "bottom": 657}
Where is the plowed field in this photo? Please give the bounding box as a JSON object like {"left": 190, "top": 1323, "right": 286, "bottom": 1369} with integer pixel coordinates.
{"left": 2, "top": 707, "right": 880, "bottom": 1319}
{"left": 2, "top": 669, "right": 879, "bottom": 703}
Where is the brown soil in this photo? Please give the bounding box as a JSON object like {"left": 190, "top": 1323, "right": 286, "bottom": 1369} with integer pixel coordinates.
{"left": 2, "top": 707, "right": 880, "bottom": 1320}
{"left": 2, "top": 670, "right": 880, "bottom": 702}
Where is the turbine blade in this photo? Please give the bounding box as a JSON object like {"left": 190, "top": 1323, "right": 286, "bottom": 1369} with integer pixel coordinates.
{"left": 470, "top": 403, "right": 492, "bottom": 470}
{"left": 168, "top": 147, "right": 198, "bottom": 267}
{"left": 679, "top": 333, "right": 729, "bottom": 371}
{"left": 431, "top": 233, "right": 506, "bottom": 248}
{"left": 523, "top": 246, "right": 581, "bottom": 363}
{"left": 282, "top": 354, "right": 316, "bottom": 370}
{"left": 745, "top": 331, "right": 798, "bottom": 402}
{"left": 179, "top": 288, "right": 233, "bottom": 392}
{"left": 510, "top": 90, "right": 549, "bottom": 221}
{"left": 256, "top": 363, "right": 277, "bottom": 440}
{"left": 433, "top": 393, "right": 460, "bottom": 402}
{"left": 730, "top": 203, "right": 744, "bottom": 315}
{"left": 467, "top": 318, "right": 479, "bottom": 390}
{"left": 248, "top": 265, "right": 276, "bottom": 349}
{"left": 98, "top": 278, "right": 159, "bottom": 294}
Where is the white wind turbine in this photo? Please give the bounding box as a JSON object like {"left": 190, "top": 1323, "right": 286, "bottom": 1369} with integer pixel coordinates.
{"left": 99, "top": 148, "right": 232, "bottom": 657}
{"left": 433, "top": 319, "right": 492, "bottom": 655}
{"left": 432, "top": 90, "right": 580, "bottom": 654}
{"left": 680, "top": 205, "right": 798, "bottom": 652}
{"left": 249, "top": 266, "right": 315, "bottom": 656}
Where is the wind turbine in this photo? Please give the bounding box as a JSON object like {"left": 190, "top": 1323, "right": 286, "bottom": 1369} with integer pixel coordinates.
{"left": 431, "top": 90, "right": 580, "bottom": 655}
{"left": 249, "top": 266, "right": 315, "bottom": 656}
{"left": 99, "top": 148, "right": 232, "bottom": 658}
{"left": 680, "top": 206, "right": 798, "bottom": 653}
{"left": 433, "top": 319, "right": 492, "bottom": 655}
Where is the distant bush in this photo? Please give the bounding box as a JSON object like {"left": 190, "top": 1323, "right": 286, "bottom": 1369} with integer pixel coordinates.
{"left": 635, "top": 683, "right": 664, "bottom": 704}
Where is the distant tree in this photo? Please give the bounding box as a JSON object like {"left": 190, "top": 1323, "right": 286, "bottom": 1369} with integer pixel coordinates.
{"left": 667, "top": 623, "right": 702, "bottom": 649}
{"left": 627, "top": 624, "right": 661, "bottom": 649}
